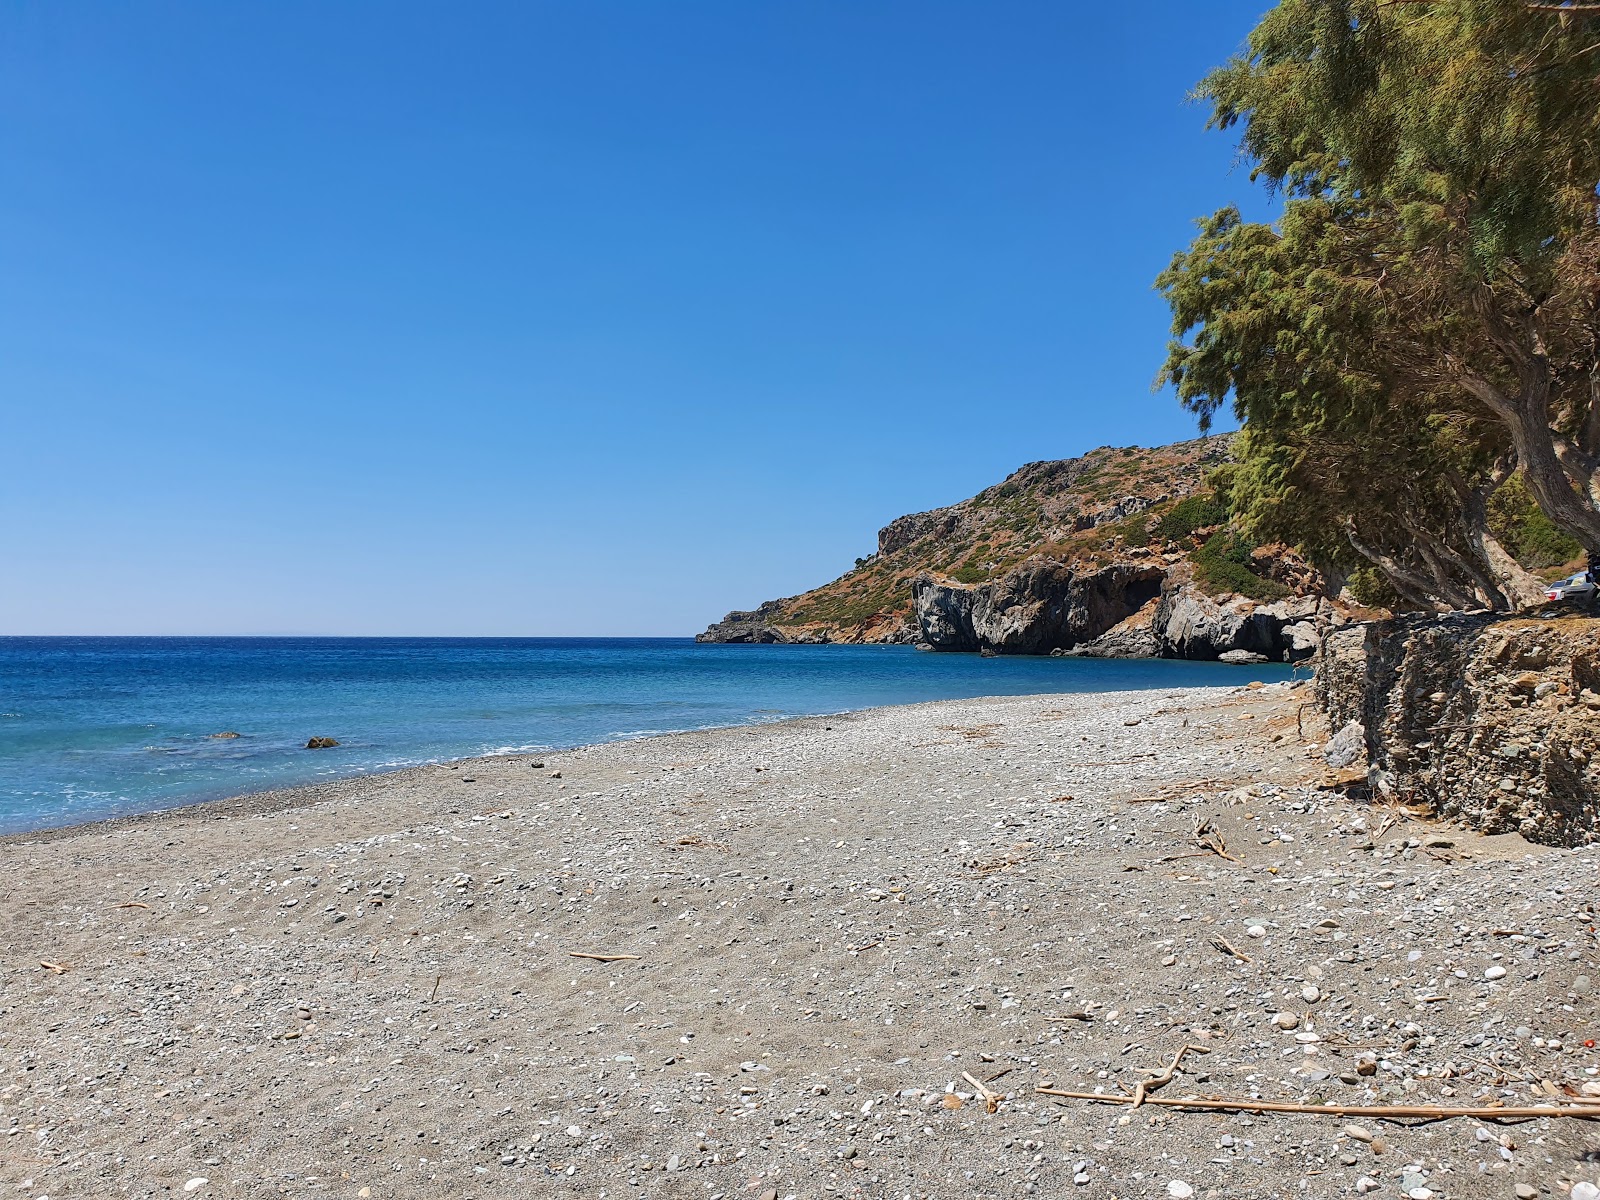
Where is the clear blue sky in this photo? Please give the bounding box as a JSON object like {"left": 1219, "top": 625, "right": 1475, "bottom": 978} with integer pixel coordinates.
{"left": 1, "top": 1, "right": 1276, "bottom": 636}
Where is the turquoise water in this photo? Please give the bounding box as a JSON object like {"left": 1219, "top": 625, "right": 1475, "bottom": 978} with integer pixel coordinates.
{"left": 0, "top": 637, "right": 1295, "bottom": 834}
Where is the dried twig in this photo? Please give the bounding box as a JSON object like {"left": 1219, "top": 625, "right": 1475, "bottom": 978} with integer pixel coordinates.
{"left": 1210, "top": 934, "right": 1252, "bottom": 964}
{"left": 39, "top": 961, "right": 70, "bottom": 974}
{"left": 1044, "top": 1011, "right": 1094, "bottom": 1023}
{"left": 961, "top": 1070, "right": 1001, "bottom": 1114}
{"left": 112, "top": 902, "right": 151, "bottom": 910}
{"left": 1035, "top": 1087, "right": 1600, "bottom": 1123}
{"left": 568, "top": 952, "right": 643, "bottom": 962}
{"left": 1192, "top": 815, "right": 1241, "bottom": 863}
{"left": 1132, "top": 1044, "right": 1211, "bottom": 1107}
{"left": 429, "top": 974, "right": 442, "bottom": 1002}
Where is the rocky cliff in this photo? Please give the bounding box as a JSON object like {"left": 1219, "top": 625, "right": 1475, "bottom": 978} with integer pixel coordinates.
{"left": 699, "top": 434, "right": 1343, "bottom": 659}
{"left": 1317, "top": 612, "right": 1600, "bottom": 846}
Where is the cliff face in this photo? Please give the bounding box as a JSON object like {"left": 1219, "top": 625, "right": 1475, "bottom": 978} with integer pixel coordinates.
{"left": 1317, "top": 613, "right": 1600, "bottom": 846}
{"left": 698, "top": 434, "right": 1339, "bottom": 659}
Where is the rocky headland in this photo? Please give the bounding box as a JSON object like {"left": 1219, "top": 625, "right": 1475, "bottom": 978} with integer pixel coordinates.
{"left": 698, "top": 435, "right": 1345, "bottom": 663}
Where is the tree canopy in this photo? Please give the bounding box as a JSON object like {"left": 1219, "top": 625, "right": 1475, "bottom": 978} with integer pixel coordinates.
{"left": 1160, "top": 0, "right": 1600, "bottom": 610}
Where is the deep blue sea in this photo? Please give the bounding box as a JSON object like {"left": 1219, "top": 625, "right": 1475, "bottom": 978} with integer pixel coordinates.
{"left": 0, "top": 637, "right": 1296, "bottom": 834}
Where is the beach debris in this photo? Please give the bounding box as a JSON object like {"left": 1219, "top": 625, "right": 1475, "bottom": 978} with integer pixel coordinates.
{"left": 568, "top": 952, "right": 642, "bottom": 962}
{"left": 112, "top": 901, "right": 151, "bottom": 909}
{"left": 1209, "top": 934, "right": 1251, "bottom": 963}
{"left": 305, "top": 737, "right": 339, "bottom": 749}
{"left": 429, "top": 974, "right": 443, "bottom": 1001}
{"left": 1130, "top": 1044, "right": 1210, "bottom": 1107}
{"left": 964, "top": 843, "right": 1037, "bottom": 877}
{"left": 960, "top": 1070, "right": 1001, "bottom": 1114}
{"left": 1035, "top": 1086, "right": 1600, "bottom": 1123}
{"left": 1191, "top": 815, "right": 1240, "bottom": 863}
{"left": 39, "top": 960, "right": 70, "bottom": 974}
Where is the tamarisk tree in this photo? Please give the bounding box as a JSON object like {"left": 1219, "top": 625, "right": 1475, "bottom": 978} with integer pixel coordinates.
{"left": 1160, "top": 0, "right": 1600, "bottom": 608}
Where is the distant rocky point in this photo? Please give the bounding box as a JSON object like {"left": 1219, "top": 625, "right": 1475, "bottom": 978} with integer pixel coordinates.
{"left": 698, "top": 434, "right": 1345, "bottom": 662}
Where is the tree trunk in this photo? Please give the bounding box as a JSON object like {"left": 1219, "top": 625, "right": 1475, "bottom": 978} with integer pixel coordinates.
{"left": 1343, "top": 523, "right": 1444, "bottom": 611}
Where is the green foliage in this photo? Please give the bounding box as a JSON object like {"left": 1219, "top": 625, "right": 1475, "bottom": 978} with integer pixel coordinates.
{"left": 1155, "top": 494, "right": 1227, "bottom": 543}
{"left": 1489, "top": 475, "right": 1584, "bottom": 571}
{"left": 1192, "top": 532, "right": 1290, "bottom": 602}
{"left": 1345, "top": 567, "right": 1400, "bottom": 611}
{"left": 1159, "top": 0, "right": 1600, "bottom": 601}
{"left": 950, "top": 565, "right": 987, "bottom": 584}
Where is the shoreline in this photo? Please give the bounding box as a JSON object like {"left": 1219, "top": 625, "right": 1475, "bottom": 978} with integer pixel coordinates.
{"left": 0, "top": 667, "right": 1291, "bottom": 845}
{"left": 5, "top": 680, "right": 1594, "bottom": 1198}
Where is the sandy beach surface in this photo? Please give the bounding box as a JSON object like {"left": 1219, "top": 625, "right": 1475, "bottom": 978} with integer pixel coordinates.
{"left": 3, "top": 681, "right": 1598, "bottom": 1200}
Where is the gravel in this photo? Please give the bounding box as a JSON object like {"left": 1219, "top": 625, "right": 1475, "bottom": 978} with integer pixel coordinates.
{"left": 2, "top": 680, "right": 1598, "bottom": 1198}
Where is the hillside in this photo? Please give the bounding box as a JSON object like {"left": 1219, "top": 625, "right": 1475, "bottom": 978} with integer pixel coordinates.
{"left": 698, "top": 434, "right": 1335, "bottom": 659}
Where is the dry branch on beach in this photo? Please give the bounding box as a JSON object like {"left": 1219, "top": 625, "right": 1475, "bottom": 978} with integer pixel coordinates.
{"left": 1036, "top": 1086, "right": 1600, "bottom": 1124}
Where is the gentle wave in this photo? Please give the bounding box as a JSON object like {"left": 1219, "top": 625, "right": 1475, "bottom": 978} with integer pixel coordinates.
{"left": 0, "top": 636, "right": 1292, "bottom": 833}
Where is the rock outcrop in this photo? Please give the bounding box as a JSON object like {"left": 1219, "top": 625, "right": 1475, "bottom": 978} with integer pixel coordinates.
{"left": 1317, "top": 613, "right": 1600, "bottom": 846}
{"left": 698, "top": 433, "right": 1340, "bottom": 659}
{"left": 911, "top": 563, "right": 1164, "bottom": 655}
{"left": 1154, "top": 582, "right": 1326, "bottom": 663}
{"left": 696, "top": 601, "right": 834, "bottom": 644}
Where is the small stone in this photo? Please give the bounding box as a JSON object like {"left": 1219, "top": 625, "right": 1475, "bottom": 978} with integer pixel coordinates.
{"left": 183, "top": 1181, "right": 209, "bottom": 1194}
{"left": 1572, "top": 1185, "right": 1600, "bottom": 1200}
{"left": 1301, "top": 984, "right": 1322, "bottom": 1003}
{"left": 1246, "top": 925, "right": 1267, "bottom": 938}
{"left": 665, "top": 1154, "right": 680, "bottom": 1173}
{"left": 1485, "top": 965, "right": 1508, "bottom": 981}
{"left": 1167, "top": 1182, "right": 1194, "bottom": 1199}
{"left": 1073, "top": 1173, "right": 1091, "bottom": 1186}
{"left": 1355, "top": 1179, "right": 1380, "bottom": 1195}
{"left": 1514, "top": 1187, "right": 1537, "bottom": 1200}
{"left": 1408, "top": 1189, "right": 1433, "bottom": 1200}
{"left": 566, "top": 1125, "right": 582, "bottom": 1139}
{"left": 1574, "top": 974, "right": 1593, "bottom": 995}
{"left": 1271, "top": 1012, "right": 1300, "bottom": 1030}
{"left": 1343, "top": 1125, "right": 1373, "bottom": 1143}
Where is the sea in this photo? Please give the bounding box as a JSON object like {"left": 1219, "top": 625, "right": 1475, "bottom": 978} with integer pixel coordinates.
{"left": 0, "top": 637, "right": 1298, "bottom": 834}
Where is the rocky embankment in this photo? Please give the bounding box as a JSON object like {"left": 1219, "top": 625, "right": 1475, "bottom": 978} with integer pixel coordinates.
{"left": 1317, "top": 612, "right": 1600, "bottom": 847}
{"left": 699, "top": 435, "right": 1343, "bottom": 661}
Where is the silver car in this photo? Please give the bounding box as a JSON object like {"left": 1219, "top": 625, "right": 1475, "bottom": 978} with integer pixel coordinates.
{"left": 1545, "top": 570, "right": 1597, "bottom": 604}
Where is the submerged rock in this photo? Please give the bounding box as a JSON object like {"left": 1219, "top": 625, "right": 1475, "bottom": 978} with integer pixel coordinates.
{"left": 305, "top": 737, "right": 340, "bottom": 749}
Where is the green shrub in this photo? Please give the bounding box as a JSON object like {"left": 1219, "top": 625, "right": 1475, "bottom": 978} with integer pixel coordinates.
{"left": 1192, "top": 532, "right": 1289, "bottom": 601}
{"left": 1488, "top": 474, "right": 1583, "bottom": 570}
{"left": 1155, "top": 494, "right": 1228, "bottom": 542}
{"left": 1346, "top": 567, "right": 1401, "bottom": 610}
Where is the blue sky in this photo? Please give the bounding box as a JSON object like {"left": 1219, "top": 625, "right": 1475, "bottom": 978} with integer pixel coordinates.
{"left": 1, "top": 1, "right": 1275, "bottom": 635}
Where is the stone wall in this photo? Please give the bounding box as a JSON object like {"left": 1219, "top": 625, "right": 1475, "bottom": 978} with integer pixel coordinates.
{"left": 1317, "top": 613, "right": 1600, "bottom": 846}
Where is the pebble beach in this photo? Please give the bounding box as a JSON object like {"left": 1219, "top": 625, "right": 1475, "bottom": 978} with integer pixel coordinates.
{"left": 3, "top": 681, "right": 1599, "bottom": 1199}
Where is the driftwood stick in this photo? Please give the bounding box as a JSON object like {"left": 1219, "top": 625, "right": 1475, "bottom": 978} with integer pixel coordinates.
{"left": 40, "top": 961, "right": 70, "bottom": 974}
{"left": 961, "top": 1071, "right": 1001, "bottom": 1114}
{"left": 1044, "top": 1012, "right": 1094, "bottom": 1023}
{"left": 568, "top": 952, "right": 643, "bottom": 962}
{"left": 1133, "top": 1044, "right": 1211, "bottom": 1107}
{"left": 1035, "top": 1087, "right": 1600, "bottom": 1122}
{"left": 1210, "top": 934, "right": 1252, "bottom": 964}
{"left": 113, "top": 902, "right": 151, "bottom": 909}
{"left": 429, "top": 974, "right": 442, "bottom": 1002}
